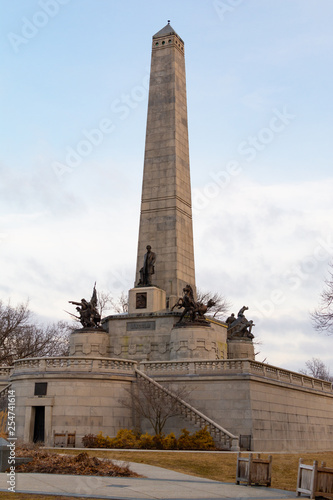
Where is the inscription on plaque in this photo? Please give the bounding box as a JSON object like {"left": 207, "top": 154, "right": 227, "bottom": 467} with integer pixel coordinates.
{"left": 136, "top": 292, "right": 147, "bottom": 309}
{"left": 127, "top": 321, "right": 156, "bottom": 331}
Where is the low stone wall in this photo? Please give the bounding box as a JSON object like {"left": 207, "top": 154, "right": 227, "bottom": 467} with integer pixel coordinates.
{"left": 0, "top": 367, "right": 12, "bottom": 389}
{"left": 249, "top": 377, "right": 333, "bottom": 451}
{"left": 140, "top": 359, "right": 333, "bottom": 393}
{"left": 12, "top": 357, "right": 137, "bottom": 376}
{"left": 6, "top": 356, "right": 333, "bottom": 451}
{"left": 10, "top": 357, "right": 137, "bottom": 447}
{"left": 139, "top": 359, "right": 333, "bottom": 451}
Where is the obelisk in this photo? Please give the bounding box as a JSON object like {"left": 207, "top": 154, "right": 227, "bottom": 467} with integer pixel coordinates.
{"left": 135, "top": 22, "right": 196, "bottom": 304}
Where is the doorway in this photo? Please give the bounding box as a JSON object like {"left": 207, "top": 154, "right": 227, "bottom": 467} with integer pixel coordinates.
{"left": 33, "top": 406, "right": 45, "bottom": 443}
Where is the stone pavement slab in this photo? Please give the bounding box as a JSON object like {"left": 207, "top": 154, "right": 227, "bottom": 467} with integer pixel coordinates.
{"left": 0, "top": 461, "right": 297, "bottom": 500}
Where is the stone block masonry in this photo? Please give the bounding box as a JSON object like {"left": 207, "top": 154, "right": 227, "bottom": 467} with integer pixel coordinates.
{"left": 139, "top": 359, "right": 333, "bottom": 451}
{"left": 135, "top": 23, "right": 196, "bottom": 299}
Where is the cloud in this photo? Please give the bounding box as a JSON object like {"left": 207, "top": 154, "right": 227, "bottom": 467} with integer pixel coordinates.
{"left": 194, "top": 175, "right": 333, "bottom": 371}
{"left": 241, "top": 86, "right": 288, "bottom": 111}
{"left": 194, "top": 176, "right": 333, "bottom": 279}
{"left": 254, "top": 315, "right": 333, "bottom": 373}
{"left": 244, "top": 33, "right": 333, "bottom": 66}
{"left": 0, "top": 161, "right": 86, "bottom": 217}
{"left": 0, "top": 152, "right": 142, "bottom": 321}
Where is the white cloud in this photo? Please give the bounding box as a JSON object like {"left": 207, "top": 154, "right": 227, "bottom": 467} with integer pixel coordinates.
{"left": 244, "top": 33, "right": 333, "bottom": 66}
{"left": 194, "top": 175, "right": 333, "bottom": 371}
{"left": 241, "top": 86, "right": 288, "bottom": 111}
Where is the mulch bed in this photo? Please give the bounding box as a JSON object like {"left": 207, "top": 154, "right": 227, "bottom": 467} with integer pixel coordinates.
{"left": 14, "top": 449, "right": 141, "bottom": 477}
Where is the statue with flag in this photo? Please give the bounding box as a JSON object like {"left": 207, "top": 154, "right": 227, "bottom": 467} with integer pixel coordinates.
{"left": 68, "top": 283, "right": 101, "bottom": 328}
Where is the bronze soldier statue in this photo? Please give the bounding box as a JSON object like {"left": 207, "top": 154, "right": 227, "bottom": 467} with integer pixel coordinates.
{"left": 172, "top": 284, "right": 215, "bottom": 324}
{"left": 69, "top": 283, "right": 101, "bottom": 328}
{"left": 225, "top": 306, "right": 254, "bottom": 339}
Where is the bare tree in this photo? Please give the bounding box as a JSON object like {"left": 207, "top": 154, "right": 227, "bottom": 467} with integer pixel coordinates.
{"left": 109, "top": 291, "right": 128, "bottom": 314}
{"left": 300, "top": 357, "right": 333, "bottom": 382}
{"left": 121, "top": 377, "right": 192, "bottom": 435}
{"left": 253, "top": 338, "right": 264, "bottom": 359}
{"left": 196, "top": 289, "right": 231, "bottom": 320}
{"left": 311, "top": 263, "right": 333, "bottom": 334}
{"left": 97, "top": 291, "right": 128, "bottom": 317}
{"left": 97, "top": 290, "right": 113, "bottom": 317}
{"left": 0, "top": 300, "right": 71, "bottom": 366}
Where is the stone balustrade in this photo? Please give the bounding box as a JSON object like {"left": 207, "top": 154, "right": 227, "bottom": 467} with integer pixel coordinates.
{"left": 5, "top": 357, "right": 333, "bottom": 394}
{"left": 139, "top": 359, "right": 333, "bottom": 394}
{"left": 12, "top": 357, "right": 137, "bottom": 375}
{"left": 0, "top": 384, "right": 12, "bottom": 398}
{"left": 0, "top": 366, "right": 12, "bottom": 380}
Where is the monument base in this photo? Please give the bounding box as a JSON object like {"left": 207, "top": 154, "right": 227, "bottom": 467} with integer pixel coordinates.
{"left": 168, "top": 294, "right": 179, "bottom": 310}
{"left": 128, "top": 286, "right": 166, "bottom": 314}
{"left": 69, "top": 328, "right": 110, "bottom": 357}
{"left": 170, "top": 322, "right": 227, "bottom": 360}
{"left": 227, "top": 338, "right": 255, "bottom": 360}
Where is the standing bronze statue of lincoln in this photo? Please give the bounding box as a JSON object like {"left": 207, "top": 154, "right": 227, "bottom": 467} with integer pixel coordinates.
{"left": 138, "top": 245, "right": 156, "bottom": 286}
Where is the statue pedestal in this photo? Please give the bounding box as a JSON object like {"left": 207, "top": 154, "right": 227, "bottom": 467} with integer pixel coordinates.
{"left": 128, "top": 286, "right": 166, "bottom": 314}
{"left": 168, "top": 294, "right": 179, "bottom": 310}
{"left": 227, "top": 338, "right": 255, "bottom": 360}
{"left": 170, "top": 322, "right": 227, "bottom": 360}
{"left": 69, "top": 328, "right": 110, "bottom": 357}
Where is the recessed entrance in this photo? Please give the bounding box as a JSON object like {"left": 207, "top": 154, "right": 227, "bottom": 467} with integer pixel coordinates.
{"left": 33, "top": 406, "right": 45, "bottom": 443}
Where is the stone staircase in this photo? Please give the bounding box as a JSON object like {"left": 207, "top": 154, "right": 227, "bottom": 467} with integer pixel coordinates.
{"left": 0, "top": 384, "right": 11, "bottom": 400}
{"left": 135, "top": 368, "right": 239, "bottom": 451}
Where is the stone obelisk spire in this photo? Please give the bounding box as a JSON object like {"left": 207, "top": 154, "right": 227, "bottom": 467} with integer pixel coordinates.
{"left": 135, "top": 22, "right": 196, "bottom": 302}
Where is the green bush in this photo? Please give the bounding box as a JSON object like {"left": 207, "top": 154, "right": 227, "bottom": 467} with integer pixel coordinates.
{"left": 190, "top": 427, "right": 215, "bottom": 450}
{"left": 177, "top": 428, "right": 192, "bottom": 450}
{"left": 152, "top": 434, "right": 165, "bottom": 450}
{"left": 95, "top": 431, "right": 114, "bottom": 448}
{"left": 111, "top": 429, "right": 140, "bottom": 449}
{"left": 82, "top": 427, "right": 216, "bottom": 450}
{"left": 81, "top": 433, "right": 98, "bottom": 448}
{"left": 138, "top": 432, "right": 155, "bottom": 449}
{"left": 162, "top": 432, "right": 178, "bottom": 450}
{"left": 178, "top": 427, "right": 215, "bottom": 450}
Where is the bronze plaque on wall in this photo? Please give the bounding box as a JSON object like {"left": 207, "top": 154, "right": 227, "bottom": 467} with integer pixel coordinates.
{"left": 127, "top": 321, "right": 156, "bottom": 331}
{"left": 136, "top": 292, "right": 147, "bottom": 309}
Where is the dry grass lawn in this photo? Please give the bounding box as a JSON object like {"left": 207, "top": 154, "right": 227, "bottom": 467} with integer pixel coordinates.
{"left": 1, "top": 449, "right": 332, "bottom": 500}
{"left": 1, "top": 495, "right": 99, "bottom": 500}
{"left": 49, "top": 448, "right": 333, "bottom": 491}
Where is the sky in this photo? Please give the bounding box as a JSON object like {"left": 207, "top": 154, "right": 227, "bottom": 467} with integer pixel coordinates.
{"left": 1, "top": 0, "right": 333, "bottom": 374}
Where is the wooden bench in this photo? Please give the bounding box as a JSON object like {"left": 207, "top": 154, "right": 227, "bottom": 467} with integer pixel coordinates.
{"left": 297, "top": 459, "right": 333, "bottom": 499}
{"left": 53, "top": 431, "right": 76, "bottom": 448}
{"left": 236, "top": 452, "right": 272, "bottom": 486}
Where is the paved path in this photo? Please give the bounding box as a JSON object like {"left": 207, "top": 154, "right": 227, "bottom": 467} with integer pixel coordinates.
{"left": 0, "top": 461, "right": 297, "bottom": 499}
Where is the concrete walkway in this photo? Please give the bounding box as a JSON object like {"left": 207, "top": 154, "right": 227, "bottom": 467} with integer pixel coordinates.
{"left": 0, "top": 461, "right": 297, "bottom": 499}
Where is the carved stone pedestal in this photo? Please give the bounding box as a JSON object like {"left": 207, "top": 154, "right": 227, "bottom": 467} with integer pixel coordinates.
{"left": 170, "top": 322, "right": 227, "bottom": 360}
{"left": 128, "top": 286, "right": 166, "bottom": 314}
{"left": 227, "top": 338, "right": 255, "bottom": 360}
{"left": 69, "top": 328, "right": 110, "bottom": 357}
